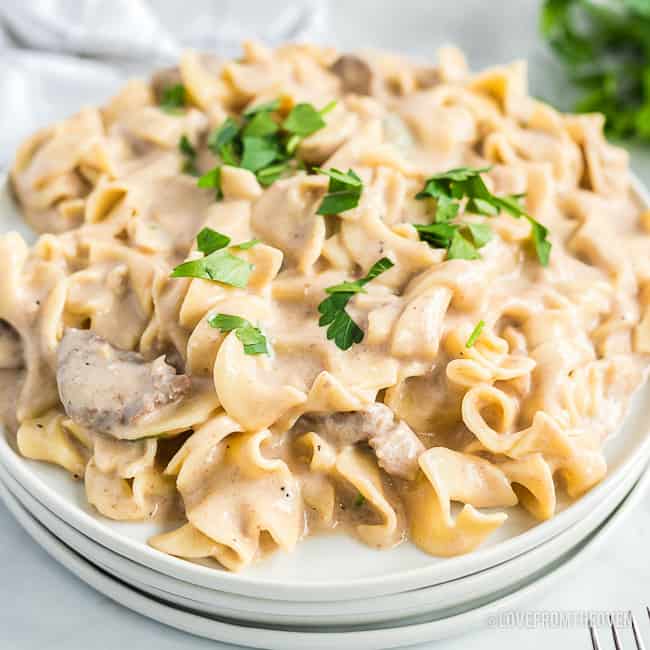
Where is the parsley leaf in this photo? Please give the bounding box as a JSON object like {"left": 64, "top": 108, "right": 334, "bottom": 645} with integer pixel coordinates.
{"left": 208, "top": 313, "right": 269, "bottom": 355}
{"left": 256, "top": 161, "right": 290, "bottom": 186}
{"left": 530, "top": 219, "right": 552, "bottom": 267}
{"left": 178, "top": 135, "right": 199, "bottom": 176}
{"left": 354, "top": 492, "right": 366, "bottom": 507}
{"left": 282, "top": 103, "right": 326, "bottom": 137}
{"left": 541, "top": 0, "right": 650, "bottom": 140}
{"left": 199, "top": 99, "right": 333, "bottom": 198}
{"left": 282, "top": 101, "right": 336, "bottom": 154}
{"left": 196, "top": 227, "right": 230, "bottom": 255}
{"left": 414, "top": 222, "right": 457, "bottom": 249}
{"left": 170, "top": 228, "right": 252, "bottom": 288}
{"left": 232, "top": 239, "right": 260, "bottom": 250}
{"left": 314, "top": 167, "right": 363, "bottom": 215}
{"left": 464, "top": 222, "right": 493, "bottom": 248}
{"left": 414, "top": 222, "right": 490, "bottom": 261}
{"left": 415, "top": 167, "right": 551, "bottom": 265}
{"left": 207, "top": 117, "right": 240, "bottom": 158}
{"left": 160, "top": 84, "right": 186, "bottom": 113}
{"left": 243, "top": 99, "right": 281, "bottom": 117}
{"left": 318, "top": 257, "right": 394, "bottom": 350}
{"left": 197, "top": 167, "right": 222, "bottom": 199}
{"left": 448, "top": 230, "right": 480, "bottom": 260}
{"left": 243, "top": 110, "right": 279, "bottom": 138}
{"left": 466, "top": 320, "right": 486, "bottom": 348}
{"left": 240, "top": 136, "right": 281, "bottom": 173}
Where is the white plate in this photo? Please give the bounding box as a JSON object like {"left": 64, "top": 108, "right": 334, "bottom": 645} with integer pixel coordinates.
{"left": 2, "top": 452, "right": 646, "bottom": 627}
{"left": 2, "top": 174, "right": 650, "bottom": 601}
{"left": 1, "top": 468, "right": 648, "bottom": 650}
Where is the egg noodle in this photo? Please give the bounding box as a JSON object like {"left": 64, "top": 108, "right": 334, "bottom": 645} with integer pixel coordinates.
{"left": 3, "top": 42, "right": 650, "bottom": 571}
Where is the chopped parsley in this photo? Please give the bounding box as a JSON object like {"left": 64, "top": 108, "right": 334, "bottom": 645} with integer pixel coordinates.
{"left": 199, "top": 98, "right": 335, "bottom": 198}
{"left": 207, "top": 117, "right": 239, "bottom": 158}
{"left": 232, "top": 239, "right": 260, "bottom": 250}
{"left": 178, "top": 135, "right": 199, "bottom": 176}
{"left": 541, "top": 0, "right": 650, "bottom": 140}
{"left": 170, "top": 227, "right": 252, "bottom": 288}
{"left": 243, "top": 99, "right": 282, "bottom": 117}
{"left": 283, "top": 103, "right": 326, "bottom": 136}
{"left": 256, "top": 161, "right": 291, "bottom": 187}
{"left": 354, "top": 492, "right": 366, "bottom": 507}
{"left": 465, "top": 320, "right": 486, "bottom": 348}
{"left": 318, "top": 257, "right": 394, "bottom": 350}
{"left": 197, "top": 166, "right": 222, "bottom": 199}
{"left": 314, "top": 167, "right": 363, "bottom": 215}
{"left": 208, "top": 313, "right": 269, "bottom": 355}
{"left": 415, "top": 167, "right": 551, "bottom": 266}
{"left": 240, "top": 136, "right": 280, "bottom": 173}
{"left": 160, "top": 84, "right": 186, "bottom": 114}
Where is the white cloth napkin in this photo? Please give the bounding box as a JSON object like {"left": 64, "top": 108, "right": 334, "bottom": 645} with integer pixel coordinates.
{"left": 0, "top": 0, "right": 328, "bottom": 164}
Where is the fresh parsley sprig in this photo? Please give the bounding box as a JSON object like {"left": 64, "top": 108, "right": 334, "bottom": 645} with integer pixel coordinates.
{"left": 318, "top": 257, "right": 394, "bottom": 350}
{"left": 541, "top": 0, "right": 650, "bottom": 140}
{"left": 197, "top": 98, "right": 336, "bottom": 198}
{"left": 415, "top": 167, "right": 551, "bottom": 266}
{"left": 160, "top": 84, "right": 186, "bottom": 114}
{"left": 465, "top": 320, "right": 486, "bottom": 348}
{"left": 208, "top": 313, "right": 269, "bottom": 355}
{"left": 170, "top": 227, "right": 252, "bottom": 288}
{"left": 314, "top": 167, "right": 363, "bottom": 215}
{"left": 179, "top": 135, "right": 199, "bottom": 176}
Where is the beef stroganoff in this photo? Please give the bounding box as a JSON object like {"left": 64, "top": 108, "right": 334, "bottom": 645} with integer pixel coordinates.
{"left": 3, "top": 42, "right": 650, "bottom": 571}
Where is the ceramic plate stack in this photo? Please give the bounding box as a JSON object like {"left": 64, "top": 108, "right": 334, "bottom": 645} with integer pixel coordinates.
{"left": 2, "top": 176, "right": 650, "bottom": 649}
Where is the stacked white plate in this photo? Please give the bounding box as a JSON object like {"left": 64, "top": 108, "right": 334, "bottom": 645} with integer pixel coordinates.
{"left": 1, "top": 377, "right": 649, "bottom": 649}
{"left": 2, "top": 178, "right": 650, "bottom": 649}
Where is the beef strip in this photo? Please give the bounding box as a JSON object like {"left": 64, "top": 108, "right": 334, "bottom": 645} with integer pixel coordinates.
{"left": 56, "top": 329, "right": 190, "bottom": 438}
{"left": 295, "top": 403, "right": 425, "bottom": 479}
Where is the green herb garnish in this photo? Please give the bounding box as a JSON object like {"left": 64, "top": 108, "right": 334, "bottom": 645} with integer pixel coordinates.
{"left": 256, "top": 161, "right": 290, "bottom": 186}
{"left": 282, "top": 100, "right": 337, "bottom": 154}
{"left": 283, "top": 103, "right": 326, "bottom": 136}
{"left": 466, "top": 320, "right": 486, "bottom": 348}
{"left": 160, "top": 84, "right": 186, "bottom": 114}
{"left": 207, "top": 118, "right": 240, "bottom": 158}
{"left": 179, "top": 134, "right": 199, "bottom": 176}
{"left": 240, "top": 136, "right": 282, "bottom": 173}
{"left": 318, "top": 257, "right": 394, "bottom": 350}
{"left": 541, "top": 0, "right": 650, "bottom": 140}
{"left": 354, "top": 492, "right": 366, "bottom": 507}
{"left": 199, "top": 99, "right": 334, "bottom": 200}
{"left": 197, "top": 167, "right": 222, "bottom": 199}
{"left": 314, "top": 167, "right": 363, "bottom": 215}
{"left": 207, "top": 313, "right": 269, "bottom": 355}
{"left": 415, "top": 167, "right": 551, "bottom": 265}
{"left": 232, "top": 239, "right": 260, "bottom": 250}
{"left": 243, "top": 99, "right": 282, "bottom": 117}
{"left": 170, "top": 227, "right": 252, "bottom": 288}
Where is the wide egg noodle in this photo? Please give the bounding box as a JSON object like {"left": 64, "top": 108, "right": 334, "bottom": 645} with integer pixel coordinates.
{"left": 4, "top": 41, "right": 650, "bottom": 570}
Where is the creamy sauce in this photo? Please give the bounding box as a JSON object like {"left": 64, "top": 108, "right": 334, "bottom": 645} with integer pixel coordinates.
{"left": 4, "top": 42, "right": 650, "bottom": 571}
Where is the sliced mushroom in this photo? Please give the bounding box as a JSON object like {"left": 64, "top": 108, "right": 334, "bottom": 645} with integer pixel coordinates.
{"left": 57, "top": 329, "right": 190, "bottom": 438}
{"left": 330, "top": 55, "right": 373, "bottom": 96}
{"left": 294, "top": 403, "right": 425, "bottom": 479}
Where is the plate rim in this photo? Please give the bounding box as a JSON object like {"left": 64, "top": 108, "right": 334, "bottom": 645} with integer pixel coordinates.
{"left": 0, "top": 466, "right": 647, "bottom": 650}
{"left": 1, "top": 451, "right": 646, "bottom": 626}
{"left": 1, "top": 174, "right": 650, "bottom": 601}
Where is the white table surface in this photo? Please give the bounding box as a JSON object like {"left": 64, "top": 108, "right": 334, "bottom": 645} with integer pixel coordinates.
{"left": 2, "top": 1, "right": 650, "bottom": 648}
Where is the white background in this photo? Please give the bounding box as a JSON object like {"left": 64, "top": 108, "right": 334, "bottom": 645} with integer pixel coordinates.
{"left": 1, "top": 1, "right": 650, "bottom": 648}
